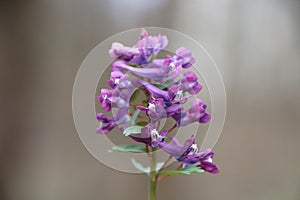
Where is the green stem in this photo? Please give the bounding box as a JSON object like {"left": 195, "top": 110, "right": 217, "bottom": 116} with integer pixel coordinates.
{"left": 149, "top": 148, "right": 157, "bottom": 200}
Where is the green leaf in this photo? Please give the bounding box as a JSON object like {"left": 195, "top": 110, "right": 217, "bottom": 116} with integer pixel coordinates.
{"left": 141, "top": 100, "right": 148, "bottom": 107}
{"left": 131, "top": 159, "right": 165, "bottom": 175}
{"left": 131, "top": 159, "right": 150, "bottom": 175}
{"left": 163, "top": 137, "right": 171, "bottom": 143}
{"left": 155, "top": 162, "right": 165, "bottom": 173}
{"left": 136, "top": 121, "right": 148, "bottom": 126}
{"left": 158, "top": 163, "right": 204, "bottom": 175}
{"left": 123, "top": 125, "right": 143, "bottom": 136}
{"left": 130, "top": 109, "right": 141, "bottom": 125}
{"left": 164, "top": 79, "right": 173, "bottom": 85}
{"left": 153, "top": 83, "right": 166, "bottom": 90}
{"left": 111, "top": 144, "right": 147, "bottom": 153}
{"left": 149, "top": 54, "right": 158, "bottom": 63}
{"left": 130, "top": 89, "right": 141, "bottom": 104}
{"left": 127, "top": 63, "right": 138, "bottom": 67}
{"left": 153, "top": 80, "right": 173, "bottom": 90}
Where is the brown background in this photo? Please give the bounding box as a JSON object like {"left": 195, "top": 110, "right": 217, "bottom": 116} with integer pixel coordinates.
{"left": 1, "top": 0, "right": 300, "bottom": 199}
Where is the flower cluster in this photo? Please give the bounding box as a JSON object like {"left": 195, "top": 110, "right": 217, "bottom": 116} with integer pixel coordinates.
{"left": 96, "top": 28, "right": 218, "bottom": 174}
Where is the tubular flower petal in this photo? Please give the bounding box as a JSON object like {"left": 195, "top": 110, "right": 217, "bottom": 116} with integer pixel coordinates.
{"left": 137, "top": 97, "right": 183, "bottom": 123}
{"left": 112, "top": 61, "right": 169, "bottom": 82}
{"left": 175, "top": 47, "right": 195, "bottom": 68}
{"left": 107, "top": 71, "right": 131, "bottom": 89}
{"left": 183, "top": 149, "right": 219, "bottom": 174}
{"left": 108, "top": 42, "right": 140, "bottom": 61}
{"left": 172, "top": 99, "right": 211, "bottom": 127}
{"left": 159, "top": 135, "right": 196, "bottom": 161}
{"left": 108, "top": 28, "right": 168, "bottom": 65}
{"left": 130, "top": 123, "right": 168, "bottom": 147}
{"left": 96, "top": 107, "right": 130, "bottom": 134}
{"left": 159, "top": 136, "right": 219, "bottom": 174}
{"left": 132, "top": 80, "right": 170, "bottom": 101}
{"left": 97, "top": 89, "right": 129, "bottom": 111}
{"left": 97, "top": 89, "right": 113, "bottom": 111}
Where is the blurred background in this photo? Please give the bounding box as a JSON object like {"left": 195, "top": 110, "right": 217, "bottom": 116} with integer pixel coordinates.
{"left": 1, "top": 0, "right": 300, "bottom": 199}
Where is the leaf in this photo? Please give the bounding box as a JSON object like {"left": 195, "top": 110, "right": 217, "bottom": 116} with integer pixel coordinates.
{"left": 155, "top": 162, "right": 165, "bottom": 173}
{"left": 164, "top": 79, "right": 174, "bottom": 85}
{"left": 136, "top": 121, "right": 148, "bottom": 126}
{"left": 163, "top": 137, "right": 171, "bottom": 143}
{"left": 127, "top": 63, "right": 138, "bottom": 67}
{"left": 153, "top": 83, "right": 167, "bottom": 90}
{"left": 130, "top": 109, "right": 141, "bottom": 125}
{"left": 153, "top": 80, "right": 173, "bottom": 90}
{"left": 131, "top": 158, "right": 150, "bottom": 175}
{"left": 130, "top": 89, "right": 141, "bottom": 104}
{"left": 141, "top": 100, "right": 148, "bottom": 107}
{"left": 158, "top": 163, "right": 204, "bottom": 175}
{"left": 111, "top": 144, "right": 147, "bottom": 153}
{"left": 131, "top": 159, "right": 164, "bottom": 175}
{"left": 149, "top": 54, "right": 158, "bottom": 63}
{"left": 123, "top": 126, "right": 143, "bottom": 136}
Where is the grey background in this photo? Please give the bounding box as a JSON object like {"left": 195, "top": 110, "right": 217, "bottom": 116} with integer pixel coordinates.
{"left": 1, "top": 0, "right": 300, "bottom": 200}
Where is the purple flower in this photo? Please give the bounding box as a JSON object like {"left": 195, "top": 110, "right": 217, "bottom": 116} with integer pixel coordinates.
{"left": 174, "top": 47, "right": 195, "bottom": 69}
{"left": 108, "top": 29, "right": 168, "bottom": 65}
{"left": 145, "top": 55, "right": 183, "bottom": 81}
{"left": 150, "top": 47, "right": 195, "bottom": 69}
{"left": 132, "top": 71, "right": 202, "bottom": 105}
{"left": 96, "top": 113, "right": 116, "bottom": 134}
{"left": 107, "top": 71, "right": 131, "bottom": 89}
{"left": 97, "top": 76, "right": 134, "bottom": 134}
{"left": 137, "top": 97, "right": 166, "bottom": 123}
{"left": 130, "top": 123, "right": 168, "bottom": 147}
{"left": 183, "top": 149, "right": 219, "bottom": 174}
{"left": 159, "top": 135, "right": 219, "bottom": 174}
{"left": 112, "top": 48, "right": 195, "bottom": 83}
{"left": 96, "top": 107, "right": 130, "bottom": 134}
{"left": 97, "top": 89, "right": 129, "bottom": 111}
{"left": 167, "top": 85, "right": 190, "bottom": 104}
{"left": 167, "top": 71, "right": 202, "bottom": 103}
{"left": 132, "top": 79, "right": 170, "bottom": 101}
{"left": 97, "top": 89, "right": 113, "bottom": 111}
{"left": 97, "top": 28, "right": 219, "bottom": 175}
{"left": 138, "top": 28, "right": 148, "bottom": 40}
{"left": 145, "top": 47, "right": 194, "bottom": 79}
{"left": 134, "top": 29, "right": 168, "bottom": 63}
{"left": 159, "top": 135, "right": 196, "bottom": 161}
{"left": 137, "top": 97, "right": 182, "bottom": 123}
{"left": 180, "top": 71, "right": 202, "bottom": 94}
{"left": 112, "top": 61, "right": 169, "bottom": 82}
{"left": 172, "top": 99, "right": 211, "bottom": 127}
{"left": 108, "top": 42, "right": 140, "bottom": 61}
